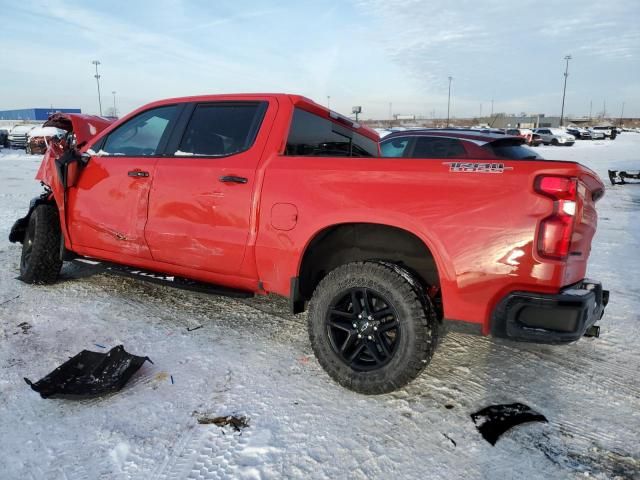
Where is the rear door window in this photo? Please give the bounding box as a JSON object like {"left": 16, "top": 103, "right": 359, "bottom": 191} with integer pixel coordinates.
{"left": 411, "top": 137, "right": 467, "bottom": 158}
{"left": 177, "top": 102, "right": 267, "bottom": 156}
{"left": 285, "top": 108, "right": 377, "bottom": 157}
{"left": 101, "top": 105, "right": 178, "bottom": 156}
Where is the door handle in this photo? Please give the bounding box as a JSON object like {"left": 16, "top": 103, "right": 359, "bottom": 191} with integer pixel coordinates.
{"left": 219, "top": 175, "right": 248, "bottom": 184}
{"left": 128, "top": 170, "right": 149, "bottom": 177}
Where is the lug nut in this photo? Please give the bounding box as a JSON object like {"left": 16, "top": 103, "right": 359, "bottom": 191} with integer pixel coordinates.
{"left": 373, "top": 326, "right": 378, "bottom": 331}
{"left": 352, "top": 323, "right": 357, "bottom": 328}
{"left": 367, "top": 335, "right": 372, "bottom": 340}
{"left": 358, "top": 314, "right": 362, "bottom": 319}
{"left": 368, "top": 315, "right": 373, "bottom": 320}
{"left": 357, "top": 334, "right": 362, "bottom": 338}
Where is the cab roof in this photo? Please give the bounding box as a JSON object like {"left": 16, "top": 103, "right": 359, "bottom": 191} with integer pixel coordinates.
{"left": 143, "top": 93, "right": 380, "bottom": 142}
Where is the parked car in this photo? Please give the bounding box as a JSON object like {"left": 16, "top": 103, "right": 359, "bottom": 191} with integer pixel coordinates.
{"left": 588, "top": 128, "right": 606, "bottom": 140}
{"left": 565, "top": 127, "right": 592, "bottom": 140}
{"left": 26, "top": 126, "right": 67, "bottom": 154}
{"left": 505, "top": 128, "right": 542, "bottom": 146}
{"left": 381, "top": 129, "right": 543, "bottom": 159}
{"left": 10, "top": 94, "right": 607, "bottom": 394}
{"left": 533, "top": 128, "right": 575, "bottom": 146}
{"left": 8, "top": 124, "right": 36, "bottom": 149}
{"left": 0, "top": 128, "right": 9, "bottom": 148}
{"left": 591, "top": 126, "right": 614, "bottom": 138}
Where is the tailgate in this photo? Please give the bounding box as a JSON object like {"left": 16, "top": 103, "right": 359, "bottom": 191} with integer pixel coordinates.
{"left": 564, "top": 165, "right": 605, "bottom": 285}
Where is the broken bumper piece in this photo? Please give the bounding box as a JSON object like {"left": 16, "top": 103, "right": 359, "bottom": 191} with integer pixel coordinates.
{"left": 608, "top": 169, "right": 640, "bottom": 185}
{"left": 471, "top": 403, "right": 548, "bottom": 445}
{"left": 25, "top": 345, "right": 152, "bottom": 399}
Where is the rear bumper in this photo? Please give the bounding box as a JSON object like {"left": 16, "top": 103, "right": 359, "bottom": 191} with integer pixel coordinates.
{"left": 491, "top": 279, "right": 608, "bottom": 344}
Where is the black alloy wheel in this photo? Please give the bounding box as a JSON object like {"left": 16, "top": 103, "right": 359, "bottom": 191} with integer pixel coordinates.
{"left": 327, "top": 287, "right": 400, "bottom": 371}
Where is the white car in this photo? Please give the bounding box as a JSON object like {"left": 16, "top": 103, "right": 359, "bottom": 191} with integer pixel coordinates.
{"left": 591, "top": 126, "right": 613, "bottom": 138}
{"left": 588, "top": 128, "right": 606, "bottom": 140}
{"left": 533, "top": 128, "right": 575, "bottom": 146}
{"left": 8, "top": 124, "right": 36, "bottom": 149}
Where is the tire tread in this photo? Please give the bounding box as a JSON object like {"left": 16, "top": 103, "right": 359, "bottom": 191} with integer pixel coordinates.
{"left": 19, "top": 204, "right": 62, "bottom": 284}
{"left": 308, "top": 261, "right": 438, "bottom": 394}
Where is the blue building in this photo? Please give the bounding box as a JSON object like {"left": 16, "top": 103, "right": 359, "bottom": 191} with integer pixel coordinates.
{"left": 0, "top": 108, "right": 82, "bottom": 121}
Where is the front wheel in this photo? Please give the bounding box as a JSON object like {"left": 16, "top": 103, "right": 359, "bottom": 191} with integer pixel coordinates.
{"left": 19, "top": 204, "right": 63, "bottom": 284}
{"left": 308, "top": 261, "right": 438, "bottom": 394}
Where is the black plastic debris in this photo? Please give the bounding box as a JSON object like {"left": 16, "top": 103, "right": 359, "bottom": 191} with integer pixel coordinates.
{"left": 471, "top": 403, "right": 548, "bottom": 445}
{"left": 24, "top": 345, "right": 152, "bottom": 399}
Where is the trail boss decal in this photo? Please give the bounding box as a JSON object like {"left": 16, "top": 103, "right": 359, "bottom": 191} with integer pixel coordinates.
{"left": 444, "top": 162, "right": 514, "bottom": 173}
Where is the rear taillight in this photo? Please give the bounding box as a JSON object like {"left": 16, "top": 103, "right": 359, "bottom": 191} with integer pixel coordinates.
{"left": 535, "top": 175, "right": 578, "bottom": 260}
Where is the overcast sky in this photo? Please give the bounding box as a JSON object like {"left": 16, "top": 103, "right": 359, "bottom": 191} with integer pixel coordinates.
{"left": 1, "top": 0, "right": 638, "bottom": 119}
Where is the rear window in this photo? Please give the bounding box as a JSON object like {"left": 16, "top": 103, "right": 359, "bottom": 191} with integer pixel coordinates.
{"left": 285, "top": 108, "right": 377, "bottom": 157}
{"left": 484, "top": 140, "right": 542, "bottom": 160}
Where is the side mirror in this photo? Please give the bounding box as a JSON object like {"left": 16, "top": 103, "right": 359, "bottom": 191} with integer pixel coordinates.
{"left": 55, "top": 148, "right": 89, "bottom": 189}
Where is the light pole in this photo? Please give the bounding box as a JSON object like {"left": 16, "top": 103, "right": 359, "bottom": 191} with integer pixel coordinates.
{"left": 327, "top": 96, "right": 331, "bottom": 109}
{"left": 112, "top": 91, "right": 117, "bottom": 118}
{"left": 92, "top": 60, "right": 103, "bottom": 116}
{"left": 559, "top": 54, "right": 571, "bottom": 127}
{"left": 446, "top": 76, "right": 453, "bottom": 127}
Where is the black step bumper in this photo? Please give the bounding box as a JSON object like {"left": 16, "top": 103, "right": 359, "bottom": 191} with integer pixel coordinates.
{"left": 491, "top": 279, "right": 608, "bottom": 344}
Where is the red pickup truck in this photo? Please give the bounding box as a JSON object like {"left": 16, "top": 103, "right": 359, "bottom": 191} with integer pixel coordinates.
{"left": 10, "top": 93, "right": 608, "bottom": 394}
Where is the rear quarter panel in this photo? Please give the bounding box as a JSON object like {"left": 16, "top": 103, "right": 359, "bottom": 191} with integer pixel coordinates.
{"left": 256, "top": 156, "right": 599, "bottom": 331}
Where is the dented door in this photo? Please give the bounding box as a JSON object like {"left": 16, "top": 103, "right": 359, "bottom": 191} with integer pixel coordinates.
{"left": 66, "top": 105, "right": 180, "bottom": 259}
{"left": 66, "top": 156, "right": 159, "bottom": 258}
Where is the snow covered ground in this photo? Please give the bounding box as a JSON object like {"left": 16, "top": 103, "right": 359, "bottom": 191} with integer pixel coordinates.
{"left": 1, "top": 136, "right": 639, "bottom": 480}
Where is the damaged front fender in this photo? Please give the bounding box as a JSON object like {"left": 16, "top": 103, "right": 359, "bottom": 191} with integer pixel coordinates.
{"left": 30, "top": 113, "right": 115, "bottom": 249}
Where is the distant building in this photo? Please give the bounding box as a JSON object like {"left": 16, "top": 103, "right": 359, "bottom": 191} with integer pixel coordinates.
{"left": 490, "top": 114, "right": 561, "bottom": 129}
{"left": 0, "top": 108, "right": 82, "bottom": 121}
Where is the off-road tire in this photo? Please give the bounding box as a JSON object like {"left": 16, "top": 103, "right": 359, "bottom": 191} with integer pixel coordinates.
{"left": 19, "top": 204, "right": 63, "bottom": 284}
{"left": 308, "top": 261, "right": 438, "bottom": 394}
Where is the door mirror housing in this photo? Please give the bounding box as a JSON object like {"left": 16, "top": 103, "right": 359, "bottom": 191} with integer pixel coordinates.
{"left": 55, "top": 148, "right": 88, "bottom": 189}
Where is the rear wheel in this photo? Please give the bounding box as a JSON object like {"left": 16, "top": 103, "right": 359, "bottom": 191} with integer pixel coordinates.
{"left": 19, "top": 204, "right": 63, "bottom": 284}
{"left": 308, "top": 261, "right": 438, "bottom": 394}
{"left": 551, "top": 138, "right": 559, "bottom": 146}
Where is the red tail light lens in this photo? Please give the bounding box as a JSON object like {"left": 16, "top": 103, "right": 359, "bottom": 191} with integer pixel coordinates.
{"left": 536, "top": 176, "right": 577, "bottom": 200}
{"left": 535, "top": 175, "right": 578, "bottom": 260}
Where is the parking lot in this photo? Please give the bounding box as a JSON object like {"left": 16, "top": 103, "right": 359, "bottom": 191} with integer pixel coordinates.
{"left": 1, "top": 136, "right": 639, "bottom": 479}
